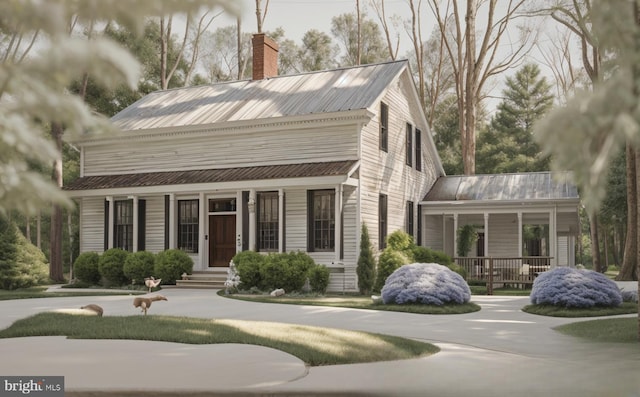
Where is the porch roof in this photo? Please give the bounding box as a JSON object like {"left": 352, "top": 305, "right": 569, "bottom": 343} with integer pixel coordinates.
{"left": 64, "top": 160, "right": 357, "bottom": 191}
{"left": 422, "top": 171, "right": 579, "bottom": 203}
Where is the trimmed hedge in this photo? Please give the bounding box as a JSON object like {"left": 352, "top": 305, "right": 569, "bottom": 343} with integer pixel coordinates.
{"left": 530, "top": 267, "right": 622, "bottom": 308}
{"left": 73, "top": 252, "right": 101, "bottom": 285}
{"left": 374, "top": 250, "right": 409, "bottom": 292}
{"left": 381, "top": 263, "right": 471, "bottom": 305}
{"left": 98, "top": 248, "right": 130, "bottom": 286}
{"left": 232, "top": 250, "right": 266, "bottom": 289}
{"left": 309, "top": 264, "right": 331, "bottom": 294}
{"left": 123, "top": 251, "right": 156, "bottom": 285}
{"left": 261, "top": 252, "right": 314, "bottom": 292}
{"left": 154, "top": 249, "right": 194, "bottom": 285}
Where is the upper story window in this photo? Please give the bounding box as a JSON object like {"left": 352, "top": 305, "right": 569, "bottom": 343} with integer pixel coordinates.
{"left": 380, "top": 102, "right": 388, "bottom": 152}
{"left": 257, "top": 192, "right": 279, "bottom": 252}
{"left": 178, "top": 199, "right": 199, "bottom": 253}
{"left": 415, "top": 128, "right": 422, "bottom": 171}
{"left": 406, "top": 123, "right": 413, "bottom": 166}
{"left": 114, "top": 200, "right": 133, "bottom": 252}
{"left": 308, "top": 189, "right": 335, "bottom": 252}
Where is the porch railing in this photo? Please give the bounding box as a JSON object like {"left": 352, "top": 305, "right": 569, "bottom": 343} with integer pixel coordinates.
{"left": 453, "top": 256, "right": 553, "bottom": 295}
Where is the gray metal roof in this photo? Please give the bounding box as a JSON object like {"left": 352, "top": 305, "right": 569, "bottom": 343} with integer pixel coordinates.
{"left": 111, "top": 60, "right": 408, "bottom": 131}
{"left": 422, "top": 172, "right": 579, "bottom": 202}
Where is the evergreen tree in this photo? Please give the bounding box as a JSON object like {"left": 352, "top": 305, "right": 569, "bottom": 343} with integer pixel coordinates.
{"left": 356, "top": 223, "right": 376, "bottom": 295}
{"left": 0, "top": 216, "right": 19, "bottom": 289}
{"left": 477, "top": 63, "right": 554, "bottom": 174}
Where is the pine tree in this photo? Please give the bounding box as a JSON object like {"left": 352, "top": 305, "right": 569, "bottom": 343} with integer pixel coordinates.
{"left": 477, "top": 63, "right": 554, "bottom": 174}
{"left": 356, "top": 223, "right": 376, "bottom": 295}
{"left": 0, "top": 216, "right": 19, "bottom": 290}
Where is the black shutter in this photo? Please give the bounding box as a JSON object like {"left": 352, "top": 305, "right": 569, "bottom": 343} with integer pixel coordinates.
{"left": 281, "top": 192, "right": 286, "bottom": 252}
{"left": 164, "top": 195, "right": 170, "bottom": 250}
{"left": 307, "top": 190, "right": 313, "bottom": 252}
{"left": 417, "top": 204, "right": 422, "bottom": 246}
{"left": 242, "top": 191, "right": 249, "bottom": 251}
{"left": 138, "top": 199, "right": 146, "bottom": 251}
{"left": 104, "top": 199, "right": 109, "bottom": 251}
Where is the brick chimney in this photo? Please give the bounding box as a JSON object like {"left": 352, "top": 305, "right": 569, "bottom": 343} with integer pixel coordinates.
{"left": 252, "top": 33, "right": 279, "bottom": 80}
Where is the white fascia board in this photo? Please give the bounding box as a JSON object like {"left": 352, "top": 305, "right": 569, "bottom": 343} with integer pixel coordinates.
{"left": 419, "top": 199, "right": 580, "bottom": 214}
{"left": 65, "top": 175, "right": 352, "bottom": 198}
{"left": 69, "top": 109, "right": 374, "bottom": 146}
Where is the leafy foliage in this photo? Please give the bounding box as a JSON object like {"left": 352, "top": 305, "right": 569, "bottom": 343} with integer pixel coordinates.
{"left": 411, "top": 246, "right": 453, "bottom": 267}
{"left": 154, "top": 249, "right": 194, "bottom": 285}
{"left": 261, "top": 252, "right": 315, "bottom": 292}
{"left": 374, "top": 249, "right": 410, "bottom": 292}
{"left": 381, "top": 263, "right": 471, "bottom": 305}
{"left": 356, "top": 223, "right": 376, "bottom": 295}
{"left": 0, "top": 216, "right": 19, "bottom": 289}
{"left": 232, "top": 251, "right": 266, "bottom": 290}
{"left": 98, "top": 248, "right": 130, "bottom": 286}
{"left": 308, "top": 264, "right": 331, "bottom": 294}
{"left": 386, "top": 230, "right": 414, "bottom": 252}
{"left": 73, "top": 252, "right": 101, "bottom": 285}
{"left": 0, "top": 218, "right": 49, "bottom": 290}
{"left": 123, "top": 251, "right": 156, "bottom": 285}
{"left": 530, "top": 267, "right": 622, "bottom": 308}
{"left": 456, "top": 225, "right": 477, "bottom": 257}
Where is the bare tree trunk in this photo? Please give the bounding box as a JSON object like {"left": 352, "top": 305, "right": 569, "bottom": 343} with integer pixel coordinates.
{"left": 37, "top": 210, "right": 41, "bottom": 249}
{"left": 356, "top": 0, "right": 361, "bottom": 65}
{"left": 463, "top": 0, "right": 477, "bottom": 175}
{"left": 617, "top": 144, "right": 638, "bottom": 280}
{"left": 255, "top": 0, "right": 269, "bottom": 33}
{"left": 68, "top": 210, "right": 74, "bottom": 280}
{"left": 237, "top": 17, "right": 242, "bottom": 80}
{"left": 408, "top": 0, "right": 425, "bottom": 110}
{"left": 50, "top": 123, "right": 64, "bottom": 282}
{"left": 590, "top": 213, "right": 602, "bottom": 273}
{"left": 25, "top": 215, "right": 31, "bottom": 243}
{"left": 371, "top": 0, "right": 399, "bottom": 60}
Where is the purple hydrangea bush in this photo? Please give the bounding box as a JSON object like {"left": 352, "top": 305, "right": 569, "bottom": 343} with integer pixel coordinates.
{"left": 530, "top": 267, "right": 622, "bottom": 308}
{"left": 381, "top": 263, "right": 471, "bottom": 305}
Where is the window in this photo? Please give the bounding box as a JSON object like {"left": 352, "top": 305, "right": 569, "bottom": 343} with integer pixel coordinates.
{"left": 406, "top": 123, "right": 413, "bottom": 166}
{"left": 415, "top": 128, "right": 422, "bottom": 171}
{"left": 178, "top": 200, "right": 199, "bottom": 253}
{"left": 308, "top": 190, "right": 335, "bottom": 251}
{"left": 406, "top": 201, "right": 414, "bottom": 237}
{"left": 379, "top": 194, "right": 387, "bottom": 249}
{"left": 114, "top": 200, "right": 133, "bottom": 251}
{"left": 257, "top": 192, "right": 279, "bottom": 251}
{"left": 380, "top": 102, "right": 388, "bottom": 152}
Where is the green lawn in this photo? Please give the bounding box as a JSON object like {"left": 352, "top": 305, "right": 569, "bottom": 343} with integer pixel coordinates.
{"left": 0, "top": 286, "right": 144, "bottom": 301}
{"left": 555, "top": 317, "right": 640, "bottom": 343}
{"left": 221, "top": 291, "right": 481, "bottom": 314}
{"left": 0, "top": 312, "right": 438, "bottom": 366}
{"left": 522, "top": 302, "right": 638, "bottom": 317}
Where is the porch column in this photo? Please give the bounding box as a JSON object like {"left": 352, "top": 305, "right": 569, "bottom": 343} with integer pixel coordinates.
{"left": 335, "top": 184, "right": 343, "bottom": 262}
{"left": 199, "top": 192, "right": 206, "bottom": 269}
{"left": 484, "top": 213, "right": 489, "bottom": 257}
{"left": 132, "top": 195, "right": 138, "bottom": 252}
{"left": 168, "top": 193, "right": 176, "bottom": 249}
{"left": 517, "top": 212, "right": 523, "bottom": 257}
{"left": 278, "top": 189, "right": 284, "bottom": 253}
{"left": 453, "top": 213, "right": 458, "bottom": 257}
{"left": 550, "top": 208, "right": 557, "bottom": 267}
{"left": 248, "top": 189, "right": 256, "bottom": 251}
{"left": 106, "top": 196, "right": 114, "bottom": 249}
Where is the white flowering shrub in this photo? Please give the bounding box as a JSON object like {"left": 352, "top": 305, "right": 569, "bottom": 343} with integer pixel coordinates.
{"left": 381, "top": 263, "right": 471, "bottom": 305}
{"left": 224, "top": 260, "right": 241, "bottom": 294}
{"left": 530, "top": 267, "right": 622, "bottom": 308}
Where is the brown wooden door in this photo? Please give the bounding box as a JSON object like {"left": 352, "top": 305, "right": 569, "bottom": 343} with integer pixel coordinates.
{"left": 209, "top": 215, "right": 236, "bottom": 267}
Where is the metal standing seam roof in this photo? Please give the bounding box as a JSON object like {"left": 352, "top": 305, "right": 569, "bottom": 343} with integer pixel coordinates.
{"left": 422, "top": 171, "right": 579, "bottom": 202}
{"left": 110, "top": 60, "right": 409, "bottom": 132}
{"left": 64, "top": 160, "right": 358, "bottom": 191}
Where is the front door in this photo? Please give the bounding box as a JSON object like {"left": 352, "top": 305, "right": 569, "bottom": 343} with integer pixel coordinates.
{"left": 209, "top": 214, "right": 236, "bottom": 267}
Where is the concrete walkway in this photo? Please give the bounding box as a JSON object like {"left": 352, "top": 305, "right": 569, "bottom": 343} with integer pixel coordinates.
{"left": 0, "top": 285, "right": 639, "bottom": 396}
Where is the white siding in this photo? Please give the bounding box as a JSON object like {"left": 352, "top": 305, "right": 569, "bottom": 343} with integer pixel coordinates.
{"left": 487, "top": 214, "right": 519, "bottom": 257}
{"left": 83, "top": 125, "right": 358, "bottom": 176}
{"left": 424, "top": 214, "right": 444, "bottom": 251}
{"left": 145, "top": 196, "right": 165, "bottom": 253}
{"left": 80, "top": 197, "right": 104, "bottom": 253}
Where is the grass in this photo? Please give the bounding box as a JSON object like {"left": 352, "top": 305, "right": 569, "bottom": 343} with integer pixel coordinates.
{"left": 0, "top": 286, "right": 144, "bottom": 301}
{"left": 522, "top": 302, "right": 638, "bottom": 317}
{"left": 220, "top": 291, "right": 481, "bottom": 314}
{"left": 0, "top": 312, "right": 439, "bottom": 366}
{"left": 555, "top": 317, "right": 640, "bottom": 343}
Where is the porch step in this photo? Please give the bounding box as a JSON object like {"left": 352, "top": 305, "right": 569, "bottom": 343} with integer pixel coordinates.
{"left": 175, "top": 270, "right": 228, "bottom": 289}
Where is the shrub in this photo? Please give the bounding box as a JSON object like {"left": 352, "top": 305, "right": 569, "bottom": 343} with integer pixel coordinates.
{"left": 386, "top": 230, "right": 414, "bottom": 252}
{"left": 374, "top": 249, "right": 410, "bottom": 292}
{"left": 232, "top": 251, "right": 265, "bottom": 289}
{"left": 98, "top": 248, "right": 130, "bottom": 286}
{"left": 381, "top": 263, "right": 471, "bottom": 305}
{"left": 123, "top": 251, "right": 156, "bottom": 285}
{"left": 154, "top": 249, "right": 194, "bottom": 285}
{"left": 0, "top": 216, "right": 19, "bottom": 290}
{"left": 530, "top": 267, "right": 622, "bottom": 308}
{"left": 356, "top": 223, "right": 376, "bottom": 295}
{"left": 308, "top": 264, "right": 331, "bottom": 294}
{"left": 260, "top": 251, "right": 314, "bottom": 292}
{"left": 447, "top": 263, "right": 467, "bottom": 280}
{"left": 411, "top": 246, "right": 453, "bottom": 267}
{"left": 621, "top": 290, "right": 638, "bottom": 303}
{"left": 10, "top": 228, "right": 49, "bottom": 289}
{"left": 73, "top": 252, "right": 101, "bottom": 285}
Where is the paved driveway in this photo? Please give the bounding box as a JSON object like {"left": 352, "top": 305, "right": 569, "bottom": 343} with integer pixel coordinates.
{"left": 0, "top": 288, "right": 638, "bottom": 396}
